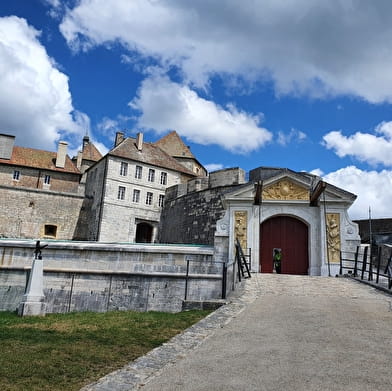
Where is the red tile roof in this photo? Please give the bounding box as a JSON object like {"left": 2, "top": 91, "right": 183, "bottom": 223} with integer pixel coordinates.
{"left": 154, "top": 130, "right": 196, "bottom": 159}
{"left": 0, "top": 146, "right": 80, "bottom": 174}
{"left": 82, "top": 142, "right": 103, "bottom": 162}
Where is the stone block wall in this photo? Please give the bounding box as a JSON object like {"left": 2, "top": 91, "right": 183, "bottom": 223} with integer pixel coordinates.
{"left": 0, "top": 240, "right": 227, "bottom": 313}
{"left": 159, "top": 184, "right": 240, "bottom": 245}
{"left": 0, "top": 165, "right": 81, "bottom": 193}
{"left": 0, "top": 186, "right": 84, "bottom": 240}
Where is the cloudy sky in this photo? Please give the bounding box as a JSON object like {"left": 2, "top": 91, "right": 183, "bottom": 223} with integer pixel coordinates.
{"left": 1, "top": 0, "right": 392, "bottom": 219}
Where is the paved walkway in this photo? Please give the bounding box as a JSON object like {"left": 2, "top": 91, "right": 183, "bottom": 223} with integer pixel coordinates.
{"left": 82, "top": 275, "right": 392, "bottom": 391}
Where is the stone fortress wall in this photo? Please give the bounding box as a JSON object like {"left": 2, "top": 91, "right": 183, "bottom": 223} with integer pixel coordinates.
{"left": 159, "top": 168, "right": 246, "bottom": 245}
{"left": 0, "top": 240, "right": 234, "bottom": 314}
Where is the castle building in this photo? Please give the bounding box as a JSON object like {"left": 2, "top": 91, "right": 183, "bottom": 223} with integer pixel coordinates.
{"left": 82, "top": 132, "right": 201, "bottom": 242}
{"left": 0, "top": 134, "right": 84, "bottom": 239}
{"left": 0, "top": 131, "right": 361, "bottom": 277}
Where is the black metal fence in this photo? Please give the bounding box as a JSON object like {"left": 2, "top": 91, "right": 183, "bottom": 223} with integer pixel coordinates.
{"left": 340, "top": 245, "right": 392, "bottom": 290}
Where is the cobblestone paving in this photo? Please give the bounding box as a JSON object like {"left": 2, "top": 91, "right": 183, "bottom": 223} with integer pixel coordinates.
{"left": 81, "top": 275, "right": 391, "bottom": 391}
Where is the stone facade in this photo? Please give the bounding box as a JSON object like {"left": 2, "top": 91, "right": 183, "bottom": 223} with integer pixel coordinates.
{"left": 84, "top": 134, "right": 200, "bottom": 242}
{"left": 159, "top": 168, "right": 247, "bottom": 245}
{"left": 0, "top": 132, "right": 204, "bottom": 243}
{"left": 0, "top": 185, "right": 85, "bottom": 240}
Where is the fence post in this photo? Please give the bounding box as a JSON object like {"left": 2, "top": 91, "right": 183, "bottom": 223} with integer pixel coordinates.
{"left": 368, "top": 252, "right": 373, "bottom": 281}
{"left": 361, "top": 246, "right": 368, "bottom": 280}
{"left": 376, "top": 246, "right": 381, "bottom": 284}
{"left": 353, "top": 246, "right": 359, "bottom": 277}
{"left": 184, "top": 258, "right": 190, "bottom": 301}
{"left": 339, "top": 251, "right": 343, "bottom": 275}
{"left": 221, "top": 263, "right": 227, "bottom": 299}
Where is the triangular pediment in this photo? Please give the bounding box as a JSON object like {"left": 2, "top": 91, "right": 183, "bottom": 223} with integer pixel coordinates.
{"left": 262, "top": 178, "right": 309, "bottom": 201}
{"left": 221, "top": 170, "right": 357, "bottom": 206}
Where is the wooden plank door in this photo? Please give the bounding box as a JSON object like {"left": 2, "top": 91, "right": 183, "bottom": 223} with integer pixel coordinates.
{"left": 260, "top": 216, "right": 309, "bottom": 275}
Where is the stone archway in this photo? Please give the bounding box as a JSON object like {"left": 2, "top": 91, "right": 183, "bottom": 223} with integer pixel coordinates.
{"left": 260, "top": 215, "right": 309, "bottom": 275}
{"left": 135, "top": 222, "right": 153, "bottom": 243}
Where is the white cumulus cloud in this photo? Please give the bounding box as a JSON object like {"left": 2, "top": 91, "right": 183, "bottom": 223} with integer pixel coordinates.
{"left": 129, "top": 75, "right": 272, "bottom": 153}
{"left": 0, "top": 16, "right": 86, "bottom": 151}
{"left": 323, "top": 122, "right": 392, "bottom": 167}
{"left": 60, "top": 0, "right": 392, "bottom": 102}
{"left": 323, "top": 166, "right": 392, "bottom": 219}
{"left": 277, "top": 128, "right": 307, "bottom": 146}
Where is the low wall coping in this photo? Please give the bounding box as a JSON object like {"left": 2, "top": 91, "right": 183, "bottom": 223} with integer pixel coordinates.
{"left": 0, "top": 239, "right": 214, "bottom": 255}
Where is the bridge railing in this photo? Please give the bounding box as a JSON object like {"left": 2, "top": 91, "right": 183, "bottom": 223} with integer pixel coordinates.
{"left": 340, "top": 245, "right": 392, "bottom": 290}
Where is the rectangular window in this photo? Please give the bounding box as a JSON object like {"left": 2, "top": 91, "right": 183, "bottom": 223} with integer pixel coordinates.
{"left": 159, "top": 194, "right": 165, "bottom": 207}
{"left": 120, "top": 162, "right": 128, "bottom": 176}
{"left": 160, "top": 172, "right": 167, "bottom": 185}
{"left": 44, "top": 224, "right": 57, "bottom": 238}
{"left": 135, "top": 165, "right": 142, "bottom": 179}
{"left": 118, "top": 186, "right": 126, "bottom": 200}
{"left": 13, "top": 170, "right": 20, "bottom": 180}
{"left": 146, "top": 192, "right": 153, "bottom": 205}
{"left": 44, "top": 175, "right": 51, "bottom": 185}
{"left": 148, "top": 169, "right": 155, "bottom": 182}
{"left": 133, "top": 189, "right": 140, "bottom": 203}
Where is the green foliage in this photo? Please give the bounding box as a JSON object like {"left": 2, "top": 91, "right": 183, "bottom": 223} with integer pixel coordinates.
{"left": 0, "top": 310, "right": 211, "bottom": 391}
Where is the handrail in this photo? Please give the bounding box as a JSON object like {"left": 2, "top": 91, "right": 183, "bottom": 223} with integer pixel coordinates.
{"left": 340, "top": 245, "right": 392, "bottom": 291}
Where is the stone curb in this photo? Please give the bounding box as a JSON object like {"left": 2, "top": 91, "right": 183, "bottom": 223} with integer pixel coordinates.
{"left": 80, "top": 278, "right": 258, "bottom": 391}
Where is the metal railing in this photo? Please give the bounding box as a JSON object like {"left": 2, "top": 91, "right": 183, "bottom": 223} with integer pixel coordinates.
{"left": 340, "top": 245, "right": 392, "bottom": 290}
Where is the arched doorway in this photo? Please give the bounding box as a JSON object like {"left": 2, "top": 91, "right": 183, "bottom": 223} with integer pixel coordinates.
{"left": 260, "top": 216, "right": 309, "bottom": 275}
{"left": 135, "top": 222, "right": 153, "bottom": 243}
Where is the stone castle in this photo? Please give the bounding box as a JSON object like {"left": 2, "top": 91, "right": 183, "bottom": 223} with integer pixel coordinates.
{"left": 0, "top": 130, "right": 361, "bottom": 277}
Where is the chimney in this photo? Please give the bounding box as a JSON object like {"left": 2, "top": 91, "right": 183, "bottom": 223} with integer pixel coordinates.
{"left": 55, "top": 141, "right": 68, "bottom": 168}
{"left": 76, "top": 150, "right": 83, "bottom": 170}
{"left": 114, "top": 131, "right": 125, "bottom": 147}
{"left": 0, "top": 134, "right": 15, "bottom": 160}
{"left": 136, "top": 132, "right": 143, "bottom": 151}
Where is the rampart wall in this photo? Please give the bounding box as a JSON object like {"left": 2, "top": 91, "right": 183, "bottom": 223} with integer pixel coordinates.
{"left": 0, "top": 240, "right": 233, "bottom": 313}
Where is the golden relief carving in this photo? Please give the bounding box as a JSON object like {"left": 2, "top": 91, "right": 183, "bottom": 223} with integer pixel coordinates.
{"left": 326, "top": 213, "right": 341, "bottom": 263}
{"left": 234, "top": 211, "right": 247, "bottom": 250}
{"left": 262, "top": 179, "right": 309, "bottom": 201}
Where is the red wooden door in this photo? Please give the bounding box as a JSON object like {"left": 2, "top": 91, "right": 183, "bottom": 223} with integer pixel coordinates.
{"left": 260, "top": 216, "right": 309, "bottom": 275}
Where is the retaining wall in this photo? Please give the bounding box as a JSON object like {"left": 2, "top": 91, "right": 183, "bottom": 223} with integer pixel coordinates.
{"left": 0, "top": 239, "right": 230, "bottom": 313}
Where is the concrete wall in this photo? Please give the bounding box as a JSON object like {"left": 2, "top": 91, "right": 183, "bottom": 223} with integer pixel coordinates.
{"left": 0, "top": 239, "right": 226, "bottom": 313}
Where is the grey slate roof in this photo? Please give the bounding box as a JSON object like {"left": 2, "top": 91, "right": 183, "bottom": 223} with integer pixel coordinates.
{"left": 109, "top": 137, "right": 197, "bottom": 176}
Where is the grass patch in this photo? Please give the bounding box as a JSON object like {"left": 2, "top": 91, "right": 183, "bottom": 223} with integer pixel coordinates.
{"left": 0, "top": 309, "right": 211, "bottom": 391}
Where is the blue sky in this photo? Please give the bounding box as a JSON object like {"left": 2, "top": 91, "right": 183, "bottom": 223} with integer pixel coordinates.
{"left": 1, "top": 0, "right": 392, "bottom": 219}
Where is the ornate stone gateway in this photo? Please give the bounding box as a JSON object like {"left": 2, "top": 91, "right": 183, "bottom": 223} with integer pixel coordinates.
{"left": 260, "top": 216, "right": 309, "bottom": 274}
